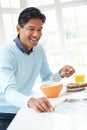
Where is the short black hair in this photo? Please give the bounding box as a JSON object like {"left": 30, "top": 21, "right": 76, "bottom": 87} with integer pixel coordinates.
{"left": 18, "top": 7, "right": 46, "bottom": 28}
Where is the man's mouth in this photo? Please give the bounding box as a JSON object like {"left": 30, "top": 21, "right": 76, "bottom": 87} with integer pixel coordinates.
{"left": 29, "top": 38, "right": 39, "bottom": 42}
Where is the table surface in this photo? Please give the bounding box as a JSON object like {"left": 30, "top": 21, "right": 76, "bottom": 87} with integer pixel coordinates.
{"left": 7, "top": 83, "right": 87, "bottom": 130}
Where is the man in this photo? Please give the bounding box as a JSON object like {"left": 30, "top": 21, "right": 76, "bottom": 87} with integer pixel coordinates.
{"left": 0, "top": 7, "right": 75, "bottom": 130}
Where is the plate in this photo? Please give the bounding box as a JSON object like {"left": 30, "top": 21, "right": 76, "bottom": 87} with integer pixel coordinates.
{"left": 67, "top": 87, "right": 85, "bottom": 92}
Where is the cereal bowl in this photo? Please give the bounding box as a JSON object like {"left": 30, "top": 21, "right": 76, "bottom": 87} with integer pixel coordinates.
{"left": 40, "top": 81, "right": 63, "bottom": 98}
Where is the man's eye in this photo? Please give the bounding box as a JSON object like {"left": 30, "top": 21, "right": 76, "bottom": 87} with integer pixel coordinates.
{"left": 38, "top": 29, "right": 41, "bottom": 31}
{"left": 26, "top": 28, "right": 34, "bottom": 31}
{"left": 30, "top": 28, "right": 34, "bottom": 31}
{"left": 38, "top": 29, "right": 42, "bottom": 32}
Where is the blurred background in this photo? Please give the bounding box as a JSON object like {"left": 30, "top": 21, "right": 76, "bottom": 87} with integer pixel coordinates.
{"left": 0, "top": 0, "right": 87, "bottom": 74}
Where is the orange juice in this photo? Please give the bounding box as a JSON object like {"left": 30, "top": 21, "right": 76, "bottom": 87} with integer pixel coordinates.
{"left": 74, "top": 74, "right": 85, "bottom": 83}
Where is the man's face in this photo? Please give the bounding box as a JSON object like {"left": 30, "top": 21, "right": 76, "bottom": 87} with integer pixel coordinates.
{"left": 17, "top": 18, "right": 43, "bottom": 50}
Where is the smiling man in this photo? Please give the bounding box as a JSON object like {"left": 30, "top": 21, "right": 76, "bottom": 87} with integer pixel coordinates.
{"left": 0, "top": 7, "right": 75, "bottom": 130}
{"left": 17, "top": 18, "right": 43, "bottom": 49}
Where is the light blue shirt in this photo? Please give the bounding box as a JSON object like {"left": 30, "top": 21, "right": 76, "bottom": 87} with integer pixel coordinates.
{"left": 0, "top": 40, "right": 62, "bottom": 114}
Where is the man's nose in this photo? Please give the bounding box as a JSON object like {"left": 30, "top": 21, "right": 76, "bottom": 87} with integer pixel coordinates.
{"left": 33, "top": 31, "right": 40, "bottom": 37}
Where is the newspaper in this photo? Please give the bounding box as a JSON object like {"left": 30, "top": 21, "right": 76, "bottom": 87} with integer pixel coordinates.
{"left": 54, "top": 90, "right": 87, "bottom": 114}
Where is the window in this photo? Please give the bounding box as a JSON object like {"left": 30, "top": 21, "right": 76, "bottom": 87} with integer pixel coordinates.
{"left": 0, "top": 0, "right": 20, "bottom": 8}
{"left": 0, "top": 0, "right": 20, "bottom": 44}
{"left": 27, "top": 0, "right": 54, "bottom": 6}
{"left": 40, "top": 9, "right": 63, "bottom": 70}
{"left": 61, "top": 0, "right": 75, "bottom": 2}
{"left": 2, "top": 14, "right": 18, "bottom": 42}
{"left": 62, "top": 4, "right": 87, "bottom": 69}
{"left": 63, "top": 5, "right": 87, "bottom": 39}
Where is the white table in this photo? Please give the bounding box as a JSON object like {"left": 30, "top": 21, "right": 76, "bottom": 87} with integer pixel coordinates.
{"left": 7, "top": 107, "right": 87, "bottom": 130}
{"left": 7, "top": 87, "right": 87, "bottom": 130}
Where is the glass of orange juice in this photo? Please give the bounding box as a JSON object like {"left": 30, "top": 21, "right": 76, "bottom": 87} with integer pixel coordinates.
{"left": 74, "top": 74, "right": 85, "bottom": 83}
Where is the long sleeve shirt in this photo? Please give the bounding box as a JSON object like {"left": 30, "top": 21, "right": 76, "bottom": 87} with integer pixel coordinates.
{"left": 0, "top": 39, "right": 62, "bottom": 114}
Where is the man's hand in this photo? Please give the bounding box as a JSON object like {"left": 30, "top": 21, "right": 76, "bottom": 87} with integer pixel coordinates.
{"left": 27, "top": 97, "right": 54, "bottom": 112}
{"left": 59, "top": 65, "right": 75, "bottom": 78}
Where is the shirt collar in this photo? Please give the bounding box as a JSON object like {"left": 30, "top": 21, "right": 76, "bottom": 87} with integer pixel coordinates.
{"left": 14, "top": 35, "right": 33, "bottom": 55}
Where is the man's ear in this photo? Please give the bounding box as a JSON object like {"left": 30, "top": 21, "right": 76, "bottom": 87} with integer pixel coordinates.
{"left": 16, "top": 24, "right": 20, "bottom": 33}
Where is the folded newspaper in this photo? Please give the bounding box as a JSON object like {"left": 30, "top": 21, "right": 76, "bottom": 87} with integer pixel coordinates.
{"left": 54, "top": 90, "right": 87, "bottom": 114}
